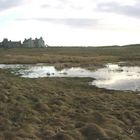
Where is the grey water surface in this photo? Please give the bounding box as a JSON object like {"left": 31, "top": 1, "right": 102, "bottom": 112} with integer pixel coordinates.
{"left": 0, "top": 63, "right": 140, "bottom": 91}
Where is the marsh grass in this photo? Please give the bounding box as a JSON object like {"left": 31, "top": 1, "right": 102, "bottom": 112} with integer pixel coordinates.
{"left": 0, "top": 46, "right": 140, "bottom": 139}
{"left": 0, "top": 46, "right": 140, "bottom": 69}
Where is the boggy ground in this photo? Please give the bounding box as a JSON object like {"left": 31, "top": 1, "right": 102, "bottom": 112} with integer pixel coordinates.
{"left": 0, "top": 46, "right": 140, "bottom": 140}
{"left": 0, "top": 46, "right": 140, "bottom": 69}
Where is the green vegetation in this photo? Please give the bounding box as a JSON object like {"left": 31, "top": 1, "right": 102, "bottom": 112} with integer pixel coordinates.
{"left": 0, "top": 46, "right": 140, "bottom": 140}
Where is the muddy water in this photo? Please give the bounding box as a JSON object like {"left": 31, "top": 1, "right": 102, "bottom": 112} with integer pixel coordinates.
{"left": 0, "top": 63, "right": 140, "bottom": 91}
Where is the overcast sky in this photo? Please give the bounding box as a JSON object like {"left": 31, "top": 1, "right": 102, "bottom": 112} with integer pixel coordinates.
{"left": 0, "top": 0, "right": 140, "bottom": 46}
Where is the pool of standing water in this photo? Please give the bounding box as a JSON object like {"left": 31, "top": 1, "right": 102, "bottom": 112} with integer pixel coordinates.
{"left": 0, "top": 63, "right": 140, "bottom": 92}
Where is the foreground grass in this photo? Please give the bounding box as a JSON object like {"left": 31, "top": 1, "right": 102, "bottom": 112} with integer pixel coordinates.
{"left": 0, "top": 46, "right": 140, "bottom": 140}
{"left": 0, "top": 70, "right": 140, "bottom": 140}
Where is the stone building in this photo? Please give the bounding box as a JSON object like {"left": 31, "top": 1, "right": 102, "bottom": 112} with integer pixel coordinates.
{"left": 22, "top": 37, "right": 46, "bottom": 48}
{"left": 0, "top": 38, "right": 22, "bottom": 48}
{"left": 0, "top": 42, "right": 2, "bottom": 47}
{"left": 0, "top": 37, "right": 46, "bottom": 48}
{"left": 22, "top": 38, "right": 35, "bottom": 48}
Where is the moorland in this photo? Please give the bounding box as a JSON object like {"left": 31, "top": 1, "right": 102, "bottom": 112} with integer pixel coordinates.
{"left": 0, "top": 46, "right": 140, "bottom": 140}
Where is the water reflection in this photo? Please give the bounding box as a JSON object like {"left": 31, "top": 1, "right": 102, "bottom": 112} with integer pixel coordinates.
{"left": 0, "top": 63, "right": 140, "bottom": 91}
{"left": 91, "top": 64, "right": 140, "bottom": 91}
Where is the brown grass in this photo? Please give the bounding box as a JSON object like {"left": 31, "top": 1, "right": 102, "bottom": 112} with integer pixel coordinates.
{"left": 0, "top": 46, "right": 140, "bottom": 139}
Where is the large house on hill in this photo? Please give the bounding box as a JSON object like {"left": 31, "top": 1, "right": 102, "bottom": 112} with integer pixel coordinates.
{"left": 0, "top": 38, "right": 21, "bottom": 48}
{"left": 23, "top": 37, "right": 46, "bottom": 48}
{"left": 0, "top": 37, "right": 46, "bottom": 48}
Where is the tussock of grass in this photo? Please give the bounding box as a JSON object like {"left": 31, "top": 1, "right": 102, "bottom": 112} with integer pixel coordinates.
{"left": 80, "top": 123, "right": 109, "bottom": 140}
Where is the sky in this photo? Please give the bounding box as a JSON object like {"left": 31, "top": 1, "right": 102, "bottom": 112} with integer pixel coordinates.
{"left": 0, "top": 0, "right": 140, "bottom": 46}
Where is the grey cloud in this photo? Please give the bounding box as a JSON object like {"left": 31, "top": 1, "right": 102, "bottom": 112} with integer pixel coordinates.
{"left": 97, "top": 1, "right": 140, "bottom": 18}
{"left": 40, "top": 0, "right": 71, "bottom": 9}
{"left": 0, "top": 0, "right": 28, "bottom": 11}
{"left": 57, "top": 0, "right": 72, "bottom": 5}
{"left": 17, "top": 18, "right": 99, "bottom": 28}
{"left": 41, "top": 4, "right": 52, "bottom": 9}
{"left": 45, "top": 18, "right": 98, "bottom": 28}
{"left": 41, "top": 0, "right": 83, "bottom": 10}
